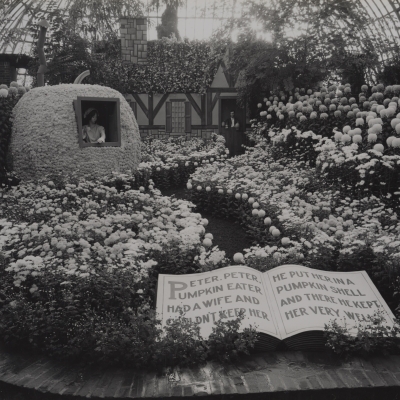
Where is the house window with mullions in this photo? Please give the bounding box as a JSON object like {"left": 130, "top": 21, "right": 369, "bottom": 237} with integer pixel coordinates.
{"left": 166, "top": 100, "right": 191, "bottom": 134}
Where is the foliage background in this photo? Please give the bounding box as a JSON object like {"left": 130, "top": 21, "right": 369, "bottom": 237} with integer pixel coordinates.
{"left": 26, "top": 11, "right": 223, "bottom": 93}
{"left": 215, "top": 0, "right": 395, "bottom": 111}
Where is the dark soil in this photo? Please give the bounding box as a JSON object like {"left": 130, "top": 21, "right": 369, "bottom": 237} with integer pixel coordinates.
{"left": 160, "top": 187, "right": 252, "bottom": 261}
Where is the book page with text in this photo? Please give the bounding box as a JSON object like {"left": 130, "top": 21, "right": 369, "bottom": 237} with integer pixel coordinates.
{"left": 157, "top": 265, "right": 280, "bottom": 339}
{"left": 265, "top": 264, "right": 396, "bottom": 339}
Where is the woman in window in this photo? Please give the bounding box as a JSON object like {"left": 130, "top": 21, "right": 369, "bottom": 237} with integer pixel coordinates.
{"left": 82, "top": 108, "right": 106, "bottom": 143}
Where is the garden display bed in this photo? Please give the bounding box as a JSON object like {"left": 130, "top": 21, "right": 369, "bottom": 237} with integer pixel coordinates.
{"left": 2, "top": 82, "right": 400, "bottom": 398}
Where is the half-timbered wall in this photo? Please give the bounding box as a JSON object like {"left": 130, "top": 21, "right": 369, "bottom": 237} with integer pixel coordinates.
{"left": 119, "top": 19, "right": 251, "bottom": 141}
{"left": 125, "top": 92, "right": 213, "bottom": 139}
{"left": 125, "top": 89, "right": 252, "bottom": 140}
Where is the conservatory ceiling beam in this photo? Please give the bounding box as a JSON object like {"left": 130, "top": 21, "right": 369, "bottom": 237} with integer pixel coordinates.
{"left": 388, "top": 0, "right": 400, "bottom": 29}
{"left": 1, "top": 4, "right": 31, "bottom": 53}
{"left": 146, "top": 15, "right": 231, "bottom": 19}
{"left": 15, "top": 0, "right": 59, "bottom": 55}
{"left": 374, "top": 0, "right": 400, "bottom": 39}
{"left": 363, "top": 0, "right": 398, "bottom": 45}
{"left": 1, "top": 0, "right": 400, "bottom": 60}
{"left": 193, "top": 0, "right": 196, "bottom": 37}
{"left": 366, "top": 0, "right": 400, "bottom": 21}
{"left": 212, "top": 0, "right": 216, "bottom": 31}
{"left": 371, "top": 6, "right": 400, "bottom": 22}
{"left": 354, "top": 7, "right": 383, "bottom": 60}
{"left": 2, "top": 0, "right": 73, "bottom": 54}
{"left": 0, "top": 1, "right": 29, "bottom": 38}
{"left": 11, "top": 0, "right": 49, "bottom": 54}
{"left": 337, "top": 4, "right": 385, "bottom": 62}
{"left": 1, "top": 0, "right": 44, "bottom": 53}
{"left": 361, "top": 2, "right": 396, "bottom": 60}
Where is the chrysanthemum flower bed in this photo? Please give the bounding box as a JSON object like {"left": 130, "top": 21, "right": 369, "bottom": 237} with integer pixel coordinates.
{"left": 251, "top": 83, "right": 400, "bottom": 208}
{"left": 0, "top": 174, "right": 261, "bottom": 368}
{"left": 187, "top": 141, "right": 400, "bottom": 354}
{"left": 187, "top": 98, "right": 400, "bottom": 314}
{"left": 3, "top": 77, "right": 400, "bottom": 362}
{"left": 258, "top": 83, "right": 400, "bottom": 140}
{"left": 138, "top": 134, "right": 228, "bottom": 190}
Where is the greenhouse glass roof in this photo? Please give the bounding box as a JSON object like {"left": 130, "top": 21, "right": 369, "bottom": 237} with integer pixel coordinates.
{"left": 1, "top": 0, "right": 242, "bottom": 54}
{"left": 1, "top": 0, "right": 400, "bottom": 86}
{"left": 1, "top": 0, "right": 400, "bottom": 55}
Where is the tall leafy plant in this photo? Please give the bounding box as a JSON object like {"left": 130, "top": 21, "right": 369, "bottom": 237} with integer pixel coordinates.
{"left": 214, "top": 0, "right": 384, "bottom": 106}
{"left": 376, "top": 57, "right": 400, "bottom": 85}
{"left": 150, "top": 0, "right": 184, "bottom": 40}
{"left": 27, "top": 7, "right": 129, "bottom": 87}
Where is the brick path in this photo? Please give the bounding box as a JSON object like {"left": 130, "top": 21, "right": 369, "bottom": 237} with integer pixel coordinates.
{"left": 1, "top": 344, "right": 400, "bottom": 399}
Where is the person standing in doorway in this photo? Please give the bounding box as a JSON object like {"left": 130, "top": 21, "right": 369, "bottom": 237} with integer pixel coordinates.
{"left": 223, "top": 110, "right": 240, "bottom": 130}
{"left": 222, "top": 110, "right": 242, "bottom": 156}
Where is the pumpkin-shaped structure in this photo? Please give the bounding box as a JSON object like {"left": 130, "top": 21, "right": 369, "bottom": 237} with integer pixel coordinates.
{"left": 9, "top": 84, "right": 140, "bottom": 181}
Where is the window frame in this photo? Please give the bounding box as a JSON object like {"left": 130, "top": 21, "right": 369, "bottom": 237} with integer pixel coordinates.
{"left": 74, "top": 96, "right": 121, "bottom": 148}
{"left": 166, "top": 99, "right": 191, "bottom": 134}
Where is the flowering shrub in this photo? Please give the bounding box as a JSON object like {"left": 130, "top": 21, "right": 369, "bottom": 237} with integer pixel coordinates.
{"left": 207, "top": 311, "right": 258, "bottom": 363}
{"left": 0, "top": 175, "right": 235, "bottom": 365}
{"left": 324, "top": 310, "right": 400, "bottom": 356}
{"left": 156, "top": 312, "right": 257, "bottom": 368}
{"left": 257, "top": 84, "right": 400, "bottom": 137}
{"left": 93, "top": 135, "right": 228, "bottom": 193}
{"left": 314, "top": 139, "right": 400, "bottom": 209}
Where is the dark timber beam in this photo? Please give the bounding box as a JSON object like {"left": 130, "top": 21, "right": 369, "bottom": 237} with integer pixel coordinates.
{"left": 211, "top": 92, "right": 220, "bottom": 112}
{"left": 148, "top": 94, "right": 154, "bottom": 125}
{"left": 201, "top": 94, "right": 206, "bottom": 125}
{"left": 208, "top": 88, "right": 237, "bottom": 93}
{"left": 185, "top": 93, "right": 202, "bottom": 118}
{"left": 153, "top": 93, "right": 169, "bottom": 119}
{"left": 207, "top": 92, "right": 212, "bottom": 125}
{"left": 132, "top": 93, "right": 148, "bottom": 119}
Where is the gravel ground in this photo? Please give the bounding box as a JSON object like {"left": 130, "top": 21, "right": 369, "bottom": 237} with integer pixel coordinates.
{"left": 160, "top": 187, "right": 252, "bottom": 261}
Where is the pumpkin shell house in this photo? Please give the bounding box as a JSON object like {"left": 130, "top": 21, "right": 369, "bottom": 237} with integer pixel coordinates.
{"left": 9, "top": 84, "right": 141, "bottom": 181}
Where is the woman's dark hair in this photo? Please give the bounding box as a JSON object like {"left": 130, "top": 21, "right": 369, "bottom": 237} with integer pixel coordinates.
{"left": 84, "top": 109, "right": 98, "bottom": 125}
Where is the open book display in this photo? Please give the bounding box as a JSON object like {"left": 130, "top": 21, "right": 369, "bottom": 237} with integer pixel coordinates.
{"left": 156, "top": 264, "right": 396, "bottom": 351}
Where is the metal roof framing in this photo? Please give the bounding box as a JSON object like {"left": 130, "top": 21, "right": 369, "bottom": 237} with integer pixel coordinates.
{"left": 2, "top": 0, "right": 400, "bottom": 85}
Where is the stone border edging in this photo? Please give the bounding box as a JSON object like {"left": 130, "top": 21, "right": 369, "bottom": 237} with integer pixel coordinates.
{"left": 1, "top": 345, "right": 400, "bottom": 399}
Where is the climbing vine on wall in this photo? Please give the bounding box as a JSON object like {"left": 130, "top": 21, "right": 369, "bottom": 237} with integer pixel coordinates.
{"left": 91, "top": 38, "right": 222, "bottom": 93}
{"left": 27, "top": 17, "right": 223, "bottom": 94}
